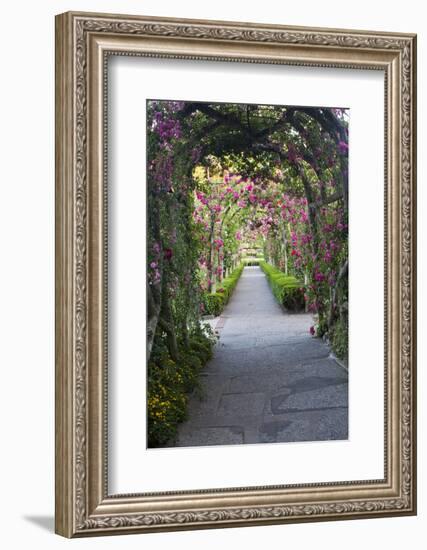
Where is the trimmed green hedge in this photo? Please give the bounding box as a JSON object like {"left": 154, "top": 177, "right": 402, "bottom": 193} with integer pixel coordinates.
{"left": 203, "top": 264, "right": 244, "bottom": 316}
{"left": 203, "top": 293, "right": 225, "bottom": 317}
{"left": 243, "top": 257, "right": 264, "bottom": 266}
{"left": 259, "top": 261, "right": 305, "bottom": 312}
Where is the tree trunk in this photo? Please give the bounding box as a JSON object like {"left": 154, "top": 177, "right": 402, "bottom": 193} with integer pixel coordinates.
{"left": 328, "top": 259, "right": 348, "bottom": 331}
{"left": 281, "top": 224, "right": 288, "bottom": 275}
{"left": 159, "top": 269, "right": 179, "bottom": 361}
{"left": 147, "top": 281, "right": 162, "bottom": 361}
{"left": 218, "top": 252, "right": 224, "bottom": 283}
{"left": 339, "top": 158, "right": 349, "bottom": 213}
{"left": 146, "top": 194, "right": 163, "bottom": 362}
{"left": 208, "top": 212, "right": 216, "bottom": 292}
{"left": 181, "top": 318, "right": 190, "bottom": 350}
{"left": 300, "top": 169, "right": 319, "bottom": 254}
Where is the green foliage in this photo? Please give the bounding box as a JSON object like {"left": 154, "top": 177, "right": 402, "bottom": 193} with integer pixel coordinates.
{"left": 147, "top": 330, "right": 216, "bottom": 447}
{"left": 147, "top": 358, "right": 188, "bottom": 446}
{"left": 203, "top": 264, "right": 244, "bottom": 315}
{"left": 260, "top": 261, "right": 305, "bottom": 311}
{"left": 219, "top": 264, "right": 244, "bottom": 300}
{"left": 189, "top": 331, "right": 215, "bottom": 363}
{"left": 315, "top": 315, "right": 329, "bottom": 338}
{"left": 203, "top": 293, "right": 225, "bottom": 316}
{"left": 243, "top": 258, "right": 263, "bottom": 266}
{"left": 330, "top": 318, "right": 348, "bottom": 360}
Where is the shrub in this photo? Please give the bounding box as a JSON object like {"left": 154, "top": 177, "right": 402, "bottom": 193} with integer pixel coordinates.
{"left": 243, "top": 258, "right": 262, "bottom": 266}
{"left": 330, "top": 318, "right": 348, "bottom": 360}
{"left": 203, "top": 293, "right": 225, "bottom": 316}
{"left": 179, "top": 352, "right": 203, "bottom": 391}
{"left": 147, "top": 358, "right": 188, "bottom": 446}
{"left": 147, "top": 330, "right": 215, "bottom": 447}
{"left": 189, "top": 338, "right": 213, "bottom": 364}
{"left": 259, "top": 261, "right": 305, "bottom": 312}
{"left": 203, "top": 264, "right": 243, "bottom": 315}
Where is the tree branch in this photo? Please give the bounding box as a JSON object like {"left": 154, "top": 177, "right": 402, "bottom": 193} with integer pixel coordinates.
{"left": 309, "top": 191, "right": 343, "bottom": 208}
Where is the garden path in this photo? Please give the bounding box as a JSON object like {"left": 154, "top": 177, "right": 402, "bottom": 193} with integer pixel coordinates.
{"left": 175, "top": 266, "right": 348, "bottom": 447}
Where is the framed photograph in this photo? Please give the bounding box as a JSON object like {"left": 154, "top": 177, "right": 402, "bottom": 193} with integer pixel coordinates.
{"left": 55, "top": 11, "right": 417, "bottom": 537}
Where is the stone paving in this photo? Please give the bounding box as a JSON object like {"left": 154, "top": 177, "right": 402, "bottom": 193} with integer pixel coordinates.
{"left": 174, "top": 266, "right": 348, "bottom": 448}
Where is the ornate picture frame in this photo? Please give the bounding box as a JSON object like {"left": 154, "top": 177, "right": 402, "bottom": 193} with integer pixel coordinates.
{"left": 55, "top": 11, "right": 417, "bottom": 537}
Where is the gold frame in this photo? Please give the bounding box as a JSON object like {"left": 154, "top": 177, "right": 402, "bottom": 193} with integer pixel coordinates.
{"left": 55, "top": 11, "right": 417, "bottom": 538}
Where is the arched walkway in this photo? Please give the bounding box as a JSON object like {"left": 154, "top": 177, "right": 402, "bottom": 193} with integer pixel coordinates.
{"left": 176, "top": 266, "right": 348, "bottom": 447}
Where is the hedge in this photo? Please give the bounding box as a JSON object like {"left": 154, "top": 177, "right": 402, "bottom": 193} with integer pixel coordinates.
{"left": 259, "top": 261, "right": 305, "bottom": 312}
{"left": 203, "top": 264, "right": 244, "bottom": 316}
{"left": 243, "top": 258, "right": 263, "bottom": 266}
{"left": 203, "top": 293, "right": 225, "bottom": 317}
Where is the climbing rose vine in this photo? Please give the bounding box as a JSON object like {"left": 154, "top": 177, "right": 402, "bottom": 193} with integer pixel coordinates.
{"left": 146, "top": 100, "right": 349, "bottom": 445}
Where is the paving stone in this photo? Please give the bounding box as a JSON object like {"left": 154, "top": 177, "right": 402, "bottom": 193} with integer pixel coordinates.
{"left": 179, "top": 414, "right": 261, "bottom": 430}
{"left": 229, "top": 374, "right": 292, "bottom": 393}
{"left": 174, "top": 266, "right": 348, "bottom": 448}
{"left": 217, "top": 392, "right": 265, "bottom": 417}
{"left": 177, "top": 427, "right": 244, "bottom": 447}
{"left": 269, "top": 383, "right": 348, "bottom": 414}
{"left": 260, "top": 408, "right": 348, "bottom": 443}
